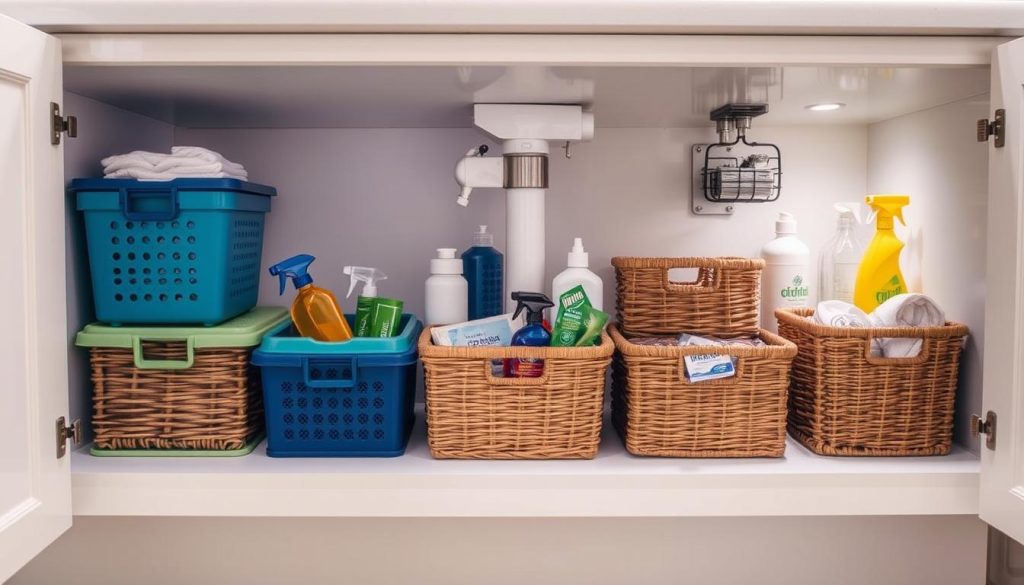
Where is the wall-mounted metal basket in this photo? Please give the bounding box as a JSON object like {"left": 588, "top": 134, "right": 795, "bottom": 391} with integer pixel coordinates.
{"left": 692, "top": 103, "right": 782, "bottom": 215}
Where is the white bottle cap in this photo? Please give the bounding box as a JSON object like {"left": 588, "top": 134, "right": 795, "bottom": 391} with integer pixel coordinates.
{"left": 472, "top": 225, "right": 494, "bottom": 247}
{"left": 567, "top": 237, "right": 589, "bottom": 268}
{"left": 775, "top": 212, "right": 797, "bottom": 235}
{"left": 431, "top": 248, "right": 464, "bottom": 275}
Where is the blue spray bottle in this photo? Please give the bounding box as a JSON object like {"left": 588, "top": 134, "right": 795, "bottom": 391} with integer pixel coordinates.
{"left": 462, "top": 225, "right": 504, "bottom": 320}
{"left": 504, "top": 291, "right": 554, "bottom": 378}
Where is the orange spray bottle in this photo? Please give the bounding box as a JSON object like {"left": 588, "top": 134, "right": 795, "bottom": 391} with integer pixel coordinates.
{"left": 269, "top": 254, "right": 353, "bottom": 342}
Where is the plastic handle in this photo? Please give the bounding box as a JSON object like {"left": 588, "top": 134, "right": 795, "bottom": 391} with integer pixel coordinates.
{"left": 119, "top": 186, "right": 181, "bottom": 221}
{"left": 131, "top": 336, "right": 196, "bottom": 370}
{"left": 302, "top": 357, "right": 358, "bottom": 388}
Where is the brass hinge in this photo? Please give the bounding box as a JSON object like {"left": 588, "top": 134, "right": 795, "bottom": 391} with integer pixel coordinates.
{"left": 977, "top": 109, "right": 1005, "bottom": 148}
{"left": 56, "top": 416, "right": 81, "bottom": 459}
{"left": 971, "top": 411, "right": 997, "bottom": 451}
{"left": 50, "top": 102, "right": 77, "bottom": 145}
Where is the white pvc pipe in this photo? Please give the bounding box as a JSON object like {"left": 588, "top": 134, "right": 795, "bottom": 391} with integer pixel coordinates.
{"left": 505, "top": 187, "right": 546, "bottom": 311}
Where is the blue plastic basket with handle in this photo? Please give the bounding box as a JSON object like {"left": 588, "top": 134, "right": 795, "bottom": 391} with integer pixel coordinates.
{"left": 73, "top": 178, "right": 276, "bottom": 326}
{"left": 252, "top": 314, "right": 422, "bottom": 457}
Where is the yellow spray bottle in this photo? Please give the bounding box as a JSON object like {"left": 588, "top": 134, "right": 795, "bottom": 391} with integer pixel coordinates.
{"left": 854, "top": 195, "right": 910, "bottom": 313}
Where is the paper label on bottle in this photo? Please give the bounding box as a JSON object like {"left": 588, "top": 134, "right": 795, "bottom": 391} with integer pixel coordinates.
{"left": 832, "top": 263, "right": 858, "bottom": 304}
{"left": 778, "top": 271, "right": 810, "bottom": 305}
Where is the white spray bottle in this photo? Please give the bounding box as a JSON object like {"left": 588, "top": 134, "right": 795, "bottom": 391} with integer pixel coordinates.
{"left": 344, "top": 266, "right": 387, "bottom": 337}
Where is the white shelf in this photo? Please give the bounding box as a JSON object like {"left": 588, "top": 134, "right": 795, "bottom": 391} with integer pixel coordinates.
{"left": 71, "top": 409, "right": 979, "bottom": 518}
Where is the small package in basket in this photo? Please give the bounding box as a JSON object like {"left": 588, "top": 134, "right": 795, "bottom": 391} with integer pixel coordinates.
{"left": 252, "top": 314, "right": 422, "bottom": 457}
{"left": 75, "top": 307, "right": 290, "bottom": 456}
{"left": 73, "top": 178, "right": 276, "bottom": 326}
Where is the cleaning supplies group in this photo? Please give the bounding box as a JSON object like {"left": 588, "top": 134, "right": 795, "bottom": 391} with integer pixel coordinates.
{"left": 761, "top": 194, "right": 912, "bottom": 329}
{"left": 269, "top": 254, "right": 404, "bottom": 342}
{"left": 431, "top": 285, "right": 608, "bottom": 378}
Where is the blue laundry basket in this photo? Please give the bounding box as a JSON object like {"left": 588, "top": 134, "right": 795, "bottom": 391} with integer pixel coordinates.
{"left": 73, "top": 178, "right": 276, "bottom": 326}
{"left": 253, "top": 315, "right": 422, "bottom": 457}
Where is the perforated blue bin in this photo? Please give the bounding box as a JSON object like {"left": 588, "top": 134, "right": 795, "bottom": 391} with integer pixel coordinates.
{"left": 252, "top": 315, "right": 422, "bottom": 457}
{"left": 73, "top": 178, "right": 276, "bottom": 326}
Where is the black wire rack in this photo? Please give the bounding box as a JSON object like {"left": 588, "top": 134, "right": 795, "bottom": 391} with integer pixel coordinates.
{"left": 699, "top": 103, "right": 782, "bottom": 203}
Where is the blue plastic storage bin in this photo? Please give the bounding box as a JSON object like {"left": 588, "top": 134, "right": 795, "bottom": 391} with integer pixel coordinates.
{"left": 73, "top": 178, "right": 276, "bottom": 326}
{"left": 252, "top": 314, "right": 422, "bottom": 457}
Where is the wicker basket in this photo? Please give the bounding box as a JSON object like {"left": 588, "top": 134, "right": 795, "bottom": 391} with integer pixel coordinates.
{"left": 88, "top": 344, "right": 262, "bottom": 450}
{"left": 420, "top": 328, "right": 613, "bottom": 459}
{"left": 76, "top": 307, "right": 288, "bottom": 453}
{"left": 611, "top": 257, "right": 764, "bottom": 337}
{"left": 777, "top": 308, "right": 968, "bottom": 457}
{"left": 610, "top": 323, "right": 797, "bottom": 457}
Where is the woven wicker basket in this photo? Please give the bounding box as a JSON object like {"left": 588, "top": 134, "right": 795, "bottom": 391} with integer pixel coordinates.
{"left": 611, "top": 257, "right": 764, "bottom": 337}
{"left": 610, "top": 323, "right": 797, "bottom": 457}
{"left": 420, "top": 328, "right": 613, "bottom": 459}
{"left": 89, "top": 343, "right": 263, "bottom": 450}
{"left": 777, "top": 308, "right": 968, "bottom": 457}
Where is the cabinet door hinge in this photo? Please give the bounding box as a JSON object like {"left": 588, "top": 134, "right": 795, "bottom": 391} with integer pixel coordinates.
{"left": 977, "top": 109, "right": 1005, "bottom": 148}
{"left": 971, "top": 410, "right": 997, "bottom": 451}
{"left": 56, "top": 416, "right": 81, "bottom": 459}
{"left": 50, "top": 102, "right": 77, "bottom": 145}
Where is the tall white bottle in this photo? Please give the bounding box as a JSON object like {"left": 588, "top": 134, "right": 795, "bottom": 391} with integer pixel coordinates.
{"left": 551, "top": 237, "right": 603, "bottom": 310}
{"left": 760, "top": 212, "right": 811, "bottom": 333}
{"left": 425, "top": 248, "right": 469, "bottom": 325}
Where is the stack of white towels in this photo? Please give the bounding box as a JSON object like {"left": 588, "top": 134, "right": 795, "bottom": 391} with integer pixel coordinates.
{"left": 811, "top": 293, "right": 945, "bottom": 358}
{"left": 101, "top": 146, "right": 247, "bottom": 181}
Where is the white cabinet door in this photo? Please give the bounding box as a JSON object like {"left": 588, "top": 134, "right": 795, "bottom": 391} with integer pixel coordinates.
{"left": 982, "top": 37, "right": 1024, "bottom": 545}
{"left": 0, "top": 15, "right": 71, "bottom": 583}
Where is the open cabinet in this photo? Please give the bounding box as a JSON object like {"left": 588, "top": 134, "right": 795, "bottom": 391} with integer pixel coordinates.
{"left": 5, "top": 14, "right": 1024, "bottom": 583}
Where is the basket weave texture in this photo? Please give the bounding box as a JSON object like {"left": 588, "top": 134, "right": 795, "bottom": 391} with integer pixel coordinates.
{"left": 612, "top": 257, "right": 764, "bottom": 337}
{"left": 420, "top": 329, "right": 613, "bottom": 459}
{"left": 90, "top": 343, "right": 263, "bottom": 450}
{"left": 610, "top": 323, "right": 797, "bottom": 457}
{"left": 777, "top": 308, "right": 968, "bottom": 456}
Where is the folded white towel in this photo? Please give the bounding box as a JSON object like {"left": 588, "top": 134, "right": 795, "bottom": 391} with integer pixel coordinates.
{"left": 105, "top": 168, "right": 247, "bottom": 181}
{"left": 101, "top": 147, "right": 247, "bottom": 180}
{"left": 813, "top": 300, "right": 872, "bottom": 328}
{"left": 869, "top": 293, "right": 945, "bottom": 358}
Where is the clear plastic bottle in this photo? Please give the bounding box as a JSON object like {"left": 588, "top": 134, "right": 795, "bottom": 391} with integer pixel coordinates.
{"left": 819, "top": 205, "right": 866, "bottom": 304}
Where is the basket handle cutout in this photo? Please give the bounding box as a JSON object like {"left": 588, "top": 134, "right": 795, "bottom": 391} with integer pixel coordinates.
{"left": 131, "top": 336, "right": 195, "bottom": 370}
{"left": 663, "top": 265, "right": 719, "bottom": 293}
{"left": 303, "top": 357, "right": 358, "bottom": 388}
{"left": 484, "top": 359, "right": 549, "bottom": 385}
{"left": 863, "top": 335, "right": 932, "bottom": 365}
{"left": 676, "top": 354, "right": 746, "bottom": 385}
{"left": 119, "top": 186, "right": 181, "bottom": 221}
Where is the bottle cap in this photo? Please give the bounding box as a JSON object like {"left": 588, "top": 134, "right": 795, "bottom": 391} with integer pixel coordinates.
{"left": 268, "top": 254, "right": 316, "bottom": 295}
{"left": 431, "top": 248, "right": 464, "bottom": 275}
{"left": 775, "top": 212, "right": 797, "bottom": 235}
{"left": 567, "top": 237, "right": 589, "bottom": 268}
{"left": 343, "top": 266, "right": 386, "bottom": 298}
{"left": 472, "top": 225, "right": 494, "bottom": 247}
{"left": 511, "top": 291, "right": 555, "bottom": 325}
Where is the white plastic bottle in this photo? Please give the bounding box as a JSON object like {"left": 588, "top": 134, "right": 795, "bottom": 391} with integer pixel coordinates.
{"left": 425, "top": 248, "right": 469, "bottom": 325}
{"left": 760, "top": 212, "right": 811, "bottom": 333}
{"left": 818, "top": 204, "right": 865, "bottom": 304}
{"left": 552, "top": 237, "right": 603, "bottom": 310}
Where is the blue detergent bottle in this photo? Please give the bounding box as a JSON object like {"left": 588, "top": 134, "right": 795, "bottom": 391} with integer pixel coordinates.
{"left": 462, "top": 225, "right": 504, "bottom": 320}
{"left": 504, "top": 291, "right": 555, "bottom": 378}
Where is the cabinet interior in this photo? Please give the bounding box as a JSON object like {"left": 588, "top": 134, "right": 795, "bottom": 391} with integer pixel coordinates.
{"left": 61, "top": 63, "right": 991, "bottom": 455}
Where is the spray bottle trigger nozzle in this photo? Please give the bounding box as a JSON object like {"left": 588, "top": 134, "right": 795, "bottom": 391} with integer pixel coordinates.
{"left": 343, "top": 266, "right": 386, "bottom": 299}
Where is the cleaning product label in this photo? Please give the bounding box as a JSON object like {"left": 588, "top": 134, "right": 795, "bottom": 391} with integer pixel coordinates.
{"left": 780, "top": 273, "right": 810, "bottom": 303}
{"left": 369, "top": 298, "right": 404, "bottom": 337}
{"left": 875, "top": 274, "right": 905, "bottom": 305}
{"left": 430, "top": 313, "right": 520, "bottom": 347}
{"left": 678, "top": 334, "right": 736, "bottom": 382}
{"left": 551, "top": 286, "right": 591, "bottom": 347}
{"left": 510, "top": 357, "right": 544, "bottom": 377}
{"left": 832, "top": 262, "right": 859, "bottom": 304}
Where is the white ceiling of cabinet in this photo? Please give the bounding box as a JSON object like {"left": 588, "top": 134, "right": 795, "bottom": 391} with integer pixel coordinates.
{"left": 63, "top": 65, "right": 990, "bottom": 128}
